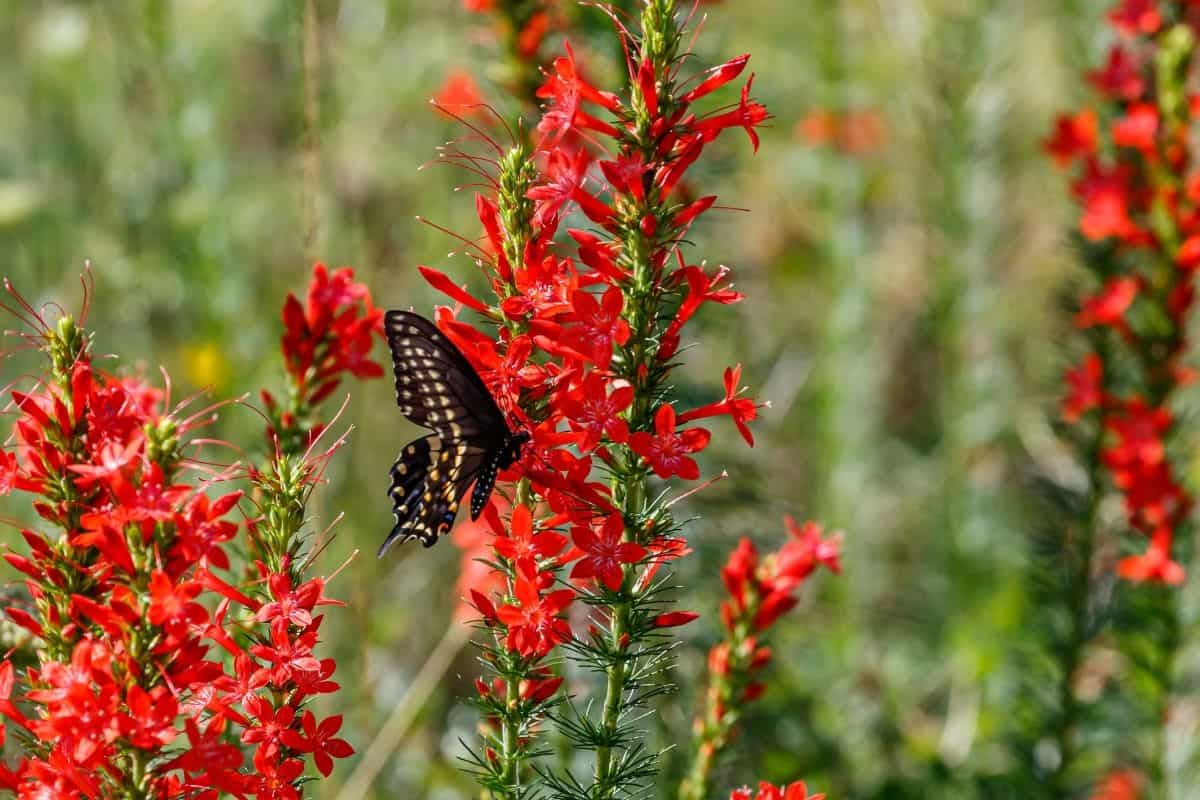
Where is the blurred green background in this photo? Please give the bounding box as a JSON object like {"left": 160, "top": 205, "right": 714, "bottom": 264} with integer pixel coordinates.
{"left": 1, "top": 0, "right": 1174, "bottom": 798}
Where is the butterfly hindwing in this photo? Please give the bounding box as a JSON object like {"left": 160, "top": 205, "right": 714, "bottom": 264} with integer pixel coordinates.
{"left": 380, "top": 435, "right": 487, "bottom": 554}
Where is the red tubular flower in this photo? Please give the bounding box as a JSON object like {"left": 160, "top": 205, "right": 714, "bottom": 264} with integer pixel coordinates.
{"left": 281, "top": 711, "right": 354, "bottom": 777}
{"left": 1109, "top": 0, "right": 1161, "bottom": 35}
{"left": 1063, "top": 354, "right": 1105, "bottom": 422}
{"left": 678, "top": 364, "right": 762, "bottom": 445}
{"left": 1088, "top": 46, "right": 1145, "bottom": 101}
{"left": 493, "top": 504, "right": 568, "bottom": 575}
{"left": 496, "top": 572, "right": 575, "bottom": 657}
{"left": 1075, "top": 276, "right": 1139, "bottom": 329}
{"left": 1045, "top": 110, "right": 1099, "bottom": 168}
{"left": 570, "top": 513, "right": 647, "bottom": 591}
{"left": 629, "top": 405, "right": 711, "bottom": 480}
{"left": 654, "top": 611, "right": 700, "bottom": 628}
{"left": 690, "top": 74, "right": 770, "bottom": 151}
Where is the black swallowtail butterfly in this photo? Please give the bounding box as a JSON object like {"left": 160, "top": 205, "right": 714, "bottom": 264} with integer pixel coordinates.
{"left": 378, "top": 310, "right": 529, "bottom": 555}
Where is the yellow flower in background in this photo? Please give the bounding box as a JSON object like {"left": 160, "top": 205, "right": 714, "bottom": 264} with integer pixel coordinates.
{"left": 182, "top": 342, "right": 229, "bottom": 391}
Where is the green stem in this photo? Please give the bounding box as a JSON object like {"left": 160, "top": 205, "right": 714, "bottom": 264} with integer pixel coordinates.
{"left": 1050, "top": 421, "right": 1105, "bottom": 796}
{"left": 1150, "top": 589, "right": 1181, "bottom": 796}
{"left": 595, "top": 598, "right": 631, "bottom": 790}
{"left": 501, "top": 673, "right": 522, "bottom": 798}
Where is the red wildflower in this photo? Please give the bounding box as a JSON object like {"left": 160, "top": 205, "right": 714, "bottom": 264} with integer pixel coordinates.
{"left": 281, "top": 711, "right": 354, "bottom": 777}
{"left": 567, "top": 287, "right": 630, "bottom": 368}
{"left": 121, "top": 685, "right": 178, "bottom": 750}
{"left": 677, "top": 364, "right": 760, "bottom": 446}
{"left": 777, "top": 517, "right": 842, "bottom": 584}
{"left": 629, "top": 405, "right": 711, "bottom": 480}
{"left": 536, "top": 42, "right": 621, "bottom": 147}
{"left": 559, "top": 372, "right": 634, "bottom": 451}
{"left": 256, "top": 572, "right": 338, "bottom": 629}
{"left": 527, "top": 148, "right": 591, "bottom": 228}
{"left": 1117, "top": 528, "right": 1185, "bottom": 585}
{"left": 242, "top": 696, "right": 297, "bottom": 755}
{"left": 1063, "top": 354, "right": 1105, "bottom": 422}
{"left": 493, "top": 504, "right": 568, "bottom": 574}
{"left": 250, "top": 620, "right": 323, "bottom": 685}
{"left": 1108, "top": 0, "right": 1161, "bottom": 35}
{"left": 1088, "top": 46, "right": 1145, "bottom": 101}
{"left": 1045, "top": 110, "right": 1098, "bottom": 168}
{"left": 147, "top": 571, "right": 206, "bottom": 630}
{"left": 496, "top": 572, "right": 574, "bottom": 657}
{"left": 691, "top": 74, "right": 770, "bottom": 151}
{"left": 1075, "top": 277, "right": 1138, "bottom": 329}
{"left": 570, "top": 513, "right": 647, "bottom": 591}
{"left": 1112, "top": 103, "right": 1158, "bottom": 152}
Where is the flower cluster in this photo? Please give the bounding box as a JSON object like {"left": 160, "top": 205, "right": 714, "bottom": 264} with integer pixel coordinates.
{"left": 680, "top": 518, "right": 840, "bottom": 800}
{"left": 268, "top": 262, "right": 384, "bottom": 453}
{"left": 730, "top": 782, "right": 826, "bottom": 800}
{"left": 1047, "top": 3, "right": 1198, "bottom": 583}
{"left": 457, "top": 0, "right": 557, "bottom": 108}
{"left": 418, "top": 1, "right": 768, "bottom": 797}
{"left": 0, "top": 265, "right": 371, "bottom": 796}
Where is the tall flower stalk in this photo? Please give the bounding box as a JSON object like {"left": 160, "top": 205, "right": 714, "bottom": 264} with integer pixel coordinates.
{"left": 1044, "top": 1, "right": 1198, "bottom": 792}
{"left": 681, "top": 519, "right": 840, "bottom": 800}
{"left": 0, "top": 264, "right": 374, "bottom": 796}
{"left": 414, "top": 2, "right": 769, "bottom": 797}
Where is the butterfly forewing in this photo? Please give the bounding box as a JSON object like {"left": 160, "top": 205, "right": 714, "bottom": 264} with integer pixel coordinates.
{"left": 381, "top": 310, "right": 521, "bottom": 553}
{"left": 385, "top": 311, "right": 504, "bottom": 441}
